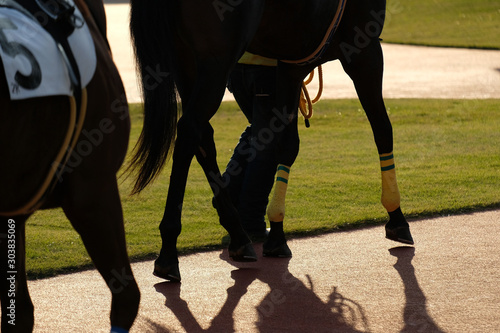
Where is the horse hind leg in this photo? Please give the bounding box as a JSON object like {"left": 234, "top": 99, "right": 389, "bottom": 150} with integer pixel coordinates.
{"left": 62, "top": 176, "right": 140, "bottom": 331}
{"left": 263, "top": 104, "right": 300, "bottom": 258}
{"left": 155, "top": 64, "right": 256, "bottom": 281}
{"left": 264, "top": 64, "right": 307, "bottom": 257}
{"left": 152, "top": 108, "right": 206, "bottom": 282}
{"left": 340, "top": 40, "right": 413, "bottom": 245}
{"left": 153, "top": 126, "right": 192, "bottom": 282}
{"left": 155, "top": 124, "right": 257, "bottom": 282}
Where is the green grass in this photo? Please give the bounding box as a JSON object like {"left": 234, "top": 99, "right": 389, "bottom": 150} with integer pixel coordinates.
{"left": 20, "top": 0, "right": 500, "bottom": 279}
{"left": 26, "top": 99, "right": 500, "bottom": 279}
{"left": 381, "top": 0, "right": 500, "bottom": 49}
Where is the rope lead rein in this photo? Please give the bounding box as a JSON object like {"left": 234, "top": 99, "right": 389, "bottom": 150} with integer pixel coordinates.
{"left": 299, "top": 65, "right": 323, "bottom": 128}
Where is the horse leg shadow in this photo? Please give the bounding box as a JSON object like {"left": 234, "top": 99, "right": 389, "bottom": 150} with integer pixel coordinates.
{"left": 154, "top": 266, "right": 260, "bottom": 333}
{"left": 154, "top": 282, "right": 204, "bottom": 333}
{"left": 390, "top": 247, "right": 445, "bottom": 332}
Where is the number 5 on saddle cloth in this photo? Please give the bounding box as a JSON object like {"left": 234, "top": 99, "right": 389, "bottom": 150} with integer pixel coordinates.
{"left": 0, "top": 0, "right": 95, "bottom": 100}
{"left": 0, "top": 0, "right": 96, "bottom": 215}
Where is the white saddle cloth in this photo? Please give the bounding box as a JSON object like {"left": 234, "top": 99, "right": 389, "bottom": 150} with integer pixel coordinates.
{"left": 0, "top": 0, "right": 96, "bottom": 100}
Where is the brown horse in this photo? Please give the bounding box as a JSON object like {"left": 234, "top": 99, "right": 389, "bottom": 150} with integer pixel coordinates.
{"left": 0, "top": 0, "right": 139, "bottom": 331}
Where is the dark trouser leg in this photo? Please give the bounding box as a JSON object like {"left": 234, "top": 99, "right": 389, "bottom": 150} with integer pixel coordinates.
{"left": 225, "top": 64, "right": 279, "bottom": 235}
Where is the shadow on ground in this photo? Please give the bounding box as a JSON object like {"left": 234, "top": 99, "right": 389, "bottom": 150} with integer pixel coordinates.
{"left": 148, "top": 244, "right": 370, "bottom": 332}
{"left": 390, "top": 246, "right": 445, "bottom": 333}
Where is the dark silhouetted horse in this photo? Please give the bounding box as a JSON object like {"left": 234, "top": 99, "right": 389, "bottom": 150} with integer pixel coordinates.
{"left": 129, "top": 0, "right": 413, "bottom": 282}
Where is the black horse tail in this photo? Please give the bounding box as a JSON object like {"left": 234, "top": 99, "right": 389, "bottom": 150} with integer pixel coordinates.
{"left": 129, "top": 0, "right": 178, "bottom": 194}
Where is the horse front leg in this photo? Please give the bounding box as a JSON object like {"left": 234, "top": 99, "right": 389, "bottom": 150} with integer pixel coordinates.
{"left": 379, "top": 153, "right": 413, "bottom": 244}
{"left": 0, "top": 216, "right": 34, "bottom": 332}
{"left": 340, "top": 40, "right": 413, "bottom": 245}
{"left": 265, "top": 164, "right": 293, "bottom": 257}
{"left": 265, "top": 110, "right": 298, "bottom": 258}
{"left": 195, "top": 124, "right": 256, "bottom": 262}
{"left": 264, "top": 66, "right": 305, "bottom": 257}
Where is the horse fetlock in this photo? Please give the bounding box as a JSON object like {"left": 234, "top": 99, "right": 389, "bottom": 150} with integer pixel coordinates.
{"left": 381, "top": 191, "right": 400, "bottom": 213}
{"left": 154, "top": 257, "right": 181, "bottom": 282}
{"left": 217, "top": 205, "right": 249, "bottom": 244}
{"left": 228, "top": 242, "right": 257, "bottom": 262}
{"left": 225, "top": 225, "right": 251, "bottom": 246}
{"left": 110, "top": 284, "right": 140, "bottom": 331}
{"left": 267, "top": 196, "right": 286, "bottom": 222}
{"left": 268, "top": 222, "right": 285, "bottom": 241}
{"left": 387, "top": 207, "right": 408, "bottom": 227}
{"left": 267, "top": 210, "right": 285, "bottom": 224}
{"left": 385, "top": 208, "right": 413, "bottom": 245}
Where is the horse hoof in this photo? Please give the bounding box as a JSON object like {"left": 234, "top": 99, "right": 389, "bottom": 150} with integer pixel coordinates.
{"left": 263, "top": 239, "right": 292, "bottom": 258}
{"left": 385, "top": 225, "right": 414, "bottom": 245}
{"left": 229, "top": 243, "right": 257, "bottom": 262}
{"left": 153, "top": 261, "right": 181, "bottom": 282}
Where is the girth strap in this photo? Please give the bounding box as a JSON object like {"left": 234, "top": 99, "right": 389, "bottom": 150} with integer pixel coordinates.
{"left": 282, "top": 0, "right": 347, "bottom": 65}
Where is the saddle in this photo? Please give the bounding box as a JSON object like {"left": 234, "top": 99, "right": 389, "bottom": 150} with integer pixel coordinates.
{"left": 0, "top": 0, "right": 89, "bottom": 215}
{"left": 0, "top": 0, "right": 83, "bottom": 103}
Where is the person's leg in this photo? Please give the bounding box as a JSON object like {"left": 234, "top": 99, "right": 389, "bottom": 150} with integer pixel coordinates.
{"left": 222, "top": 64, "right": 255, "bottom": 208}
{"left": 236, "top": 66, "right": 279, "bottom": 236}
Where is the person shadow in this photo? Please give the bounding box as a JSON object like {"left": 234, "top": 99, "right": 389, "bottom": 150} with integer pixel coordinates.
{"left": 153, "top": 243, "right": 370, "bottom": 332}
{"left": 389, "top": 246, "right": 446, "bottom": 333}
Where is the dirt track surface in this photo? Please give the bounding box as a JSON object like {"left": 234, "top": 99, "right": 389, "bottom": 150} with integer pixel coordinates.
{"left": 29, "top": 210, "right": 500, "bottom": 332}
{"left": 22, "top": 3, "right": 500, "bottom": 333}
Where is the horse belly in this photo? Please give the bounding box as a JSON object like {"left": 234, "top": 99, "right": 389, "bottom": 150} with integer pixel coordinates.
{"left": 248, "top": 0, "right": 339, "bottom": 61}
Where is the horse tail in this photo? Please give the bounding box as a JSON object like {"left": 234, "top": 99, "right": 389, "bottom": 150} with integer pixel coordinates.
{"left": 129, "top": 0, "right": 177, "bottom": 194}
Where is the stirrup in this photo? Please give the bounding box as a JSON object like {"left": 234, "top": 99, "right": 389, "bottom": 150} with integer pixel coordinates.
{"left": 35, "top": 0, "right": 83, "bottom": 27}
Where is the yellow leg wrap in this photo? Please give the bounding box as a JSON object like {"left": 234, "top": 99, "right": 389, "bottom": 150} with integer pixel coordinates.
{"left": 380, "top": 152, "right": 400, "bottom": 212}
{"left": 267, "top": 165, "right": 290, "bottom": 223}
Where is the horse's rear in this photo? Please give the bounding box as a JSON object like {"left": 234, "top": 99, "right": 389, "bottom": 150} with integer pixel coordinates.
{"left": 0, "top": 0, "right": 139, "bottom": 331}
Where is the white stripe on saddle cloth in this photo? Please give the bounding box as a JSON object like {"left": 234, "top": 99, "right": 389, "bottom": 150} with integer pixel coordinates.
{"left": 0, "top": 0, "right": 96, "bottom": 100}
